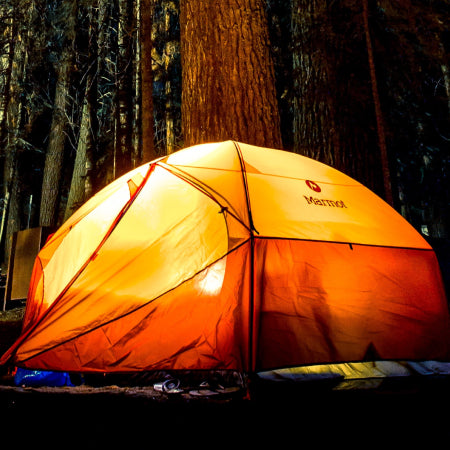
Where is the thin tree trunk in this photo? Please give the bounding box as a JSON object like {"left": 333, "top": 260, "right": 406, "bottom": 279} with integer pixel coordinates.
{"left": 442, "top": 64, "right": 450, "bottom": 117}
{"left": 96, "top": 0, "right": 117, "bottom": 187}
{"left": 362, "top": 0, "right": 393, "bottom": 206}
{"left": 180, "top": 0, "right": 282, "bottom": 148}
{"left": 164, "top": 40, "right": 177, "bottom": 154}
{"left": 140, "top": 0, "right": 156, "bottom": 162}
{"left": 64, "top": 1, "right": 99, "bottom": 221}
{"left": 5, "top": 170, "right": 19, "bottom": 263}
{"left": 115, "top": 0, "right": 134, "bottom": 177}
{"left": 0, "top": 191, "right": 9, "bottom": 257}
{"left": 64, "top": 89, "right": 92, "bottom": 221}
{"left": 132, "top": 0, "right": 141, "bottom": 167}
{"left": 39, "top": 0, "right": 78, "bottom": 227}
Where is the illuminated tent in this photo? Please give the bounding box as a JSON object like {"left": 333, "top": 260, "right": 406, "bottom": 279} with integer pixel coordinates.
{"left": 2, "top": 141, "right": 449, "bottom": 374}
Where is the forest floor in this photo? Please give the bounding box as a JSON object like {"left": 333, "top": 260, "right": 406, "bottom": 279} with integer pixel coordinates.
{"left": 1, "top": 306, "right": 449, "bottom": 448}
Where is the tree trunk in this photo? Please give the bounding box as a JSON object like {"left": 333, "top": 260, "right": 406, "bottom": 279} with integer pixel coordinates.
{"left": 0, "top": 5, "right": 17, "bottom": 259}
{"left": 114, "top": 0, "right": 135, "bottom": 177}
{"left": 291, "top": 0, "right": 387, "bottom": 198}
{"left": 64, "top": 2, "right": 98, "bottom": 221}
{"left": 64, "top": 88, "right": 93, "bottom": 221}
{"left": 0, "top": 5, "right": 16, "bottom": 149}
{"left": 180, "top": 0, "right": 282, "bottom": 149}
{"left": 4, "top": 170, "right": 20, "bottom": 264}
{"left": 164, "top": 40, "right": 178, "bottom": 154}
{"left": 362, "top": 0, "right": 393, "bottom": 206}
{"left": 39, "top": 0, "right": 78, "bottom": 227}
{"left": 96, "top": 0, "right": 116, "bottom": 187}
{"left": 441, "top": 64, "right": 450, "bottom": 117}
{"left": 140, "top": 0, "right": 156, "bottom": 162}
{"left": 1, "top": 1, "right": 29, "bottom": 262}
{"left": 291, "top": 0, "right": 339, "bottom": 165}
{"left": 132, "top": 0, "right": 141, "bottom": 167}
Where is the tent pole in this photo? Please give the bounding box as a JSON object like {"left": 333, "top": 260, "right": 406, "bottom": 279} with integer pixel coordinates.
{"left": 232, "top": 142, "right": 258, "bottom": 385}
{"left": 249, "top": 233, "right": 255, "bottom": 374}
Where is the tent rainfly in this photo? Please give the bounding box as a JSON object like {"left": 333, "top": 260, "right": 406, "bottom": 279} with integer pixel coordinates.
{"left": 1, "top": 141, "right": 449, "bottom": 374}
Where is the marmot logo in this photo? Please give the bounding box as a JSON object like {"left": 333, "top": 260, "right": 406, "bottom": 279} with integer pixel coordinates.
{"left": 304, "top": 196, "right": 347, "bottom": 208}
{"left": 306, "top": 180, "right": 321, "bottom": 193}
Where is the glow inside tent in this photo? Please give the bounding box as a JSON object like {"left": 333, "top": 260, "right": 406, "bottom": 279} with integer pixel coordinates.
{"left": 2, "top": 141, "right": 449, "bottom": 374}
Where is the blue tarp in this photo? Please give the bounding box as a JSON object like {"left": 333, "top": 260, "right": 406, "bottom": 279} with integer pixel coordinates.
{"left": 14, "top": 367, "right": 74, "bottom": 387}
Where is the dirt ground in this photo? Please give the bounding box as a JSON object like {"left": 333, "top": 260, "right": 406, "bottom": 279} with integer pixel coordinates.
{"left": 0, "top": 305, "right": 24, "bottom": 355}
{"left": 1, "top": 306, "right": 449, "bottom": 448}
{"left": 2, "top": 373, "right": 450, "bottom": 448}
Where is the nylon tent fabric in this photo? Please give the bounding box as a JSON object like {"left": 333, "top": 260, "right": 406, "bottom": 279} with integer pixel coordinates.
{"left": 1, "top": 141, "right": 449, "bottom": 374}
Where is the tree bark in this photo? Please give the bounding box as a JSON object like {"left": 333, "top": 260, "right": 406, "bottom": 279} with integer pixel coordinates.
{"left": 0, "top": 5, "right": 16, "bottom": 149}
{"left": 64, "top": 2, "right": 99, "bottom": 221}
{"left": 1, "top": 1, "right": 30, "bottom": 262}
{"left": 362, "top": 0, "right": 393, "bottom": 205}
{"left": 114, "top": 0, "right": 135, "bottom": 177}
{"left": 180, "top": 0, "right": 282, "bottom": 149}
{"left": 164, "top": 38, "right": 179, "bottom": 154}
{"left": 0, "top": 5, "right": 17, "bottom": 258}
{"left": 96, "top": 0, "right": 116, "bottom": 187}
{"left": 291, "top": 0, "right": 387, "bottom": 198}
{"left": 39, "top": 0, "right": 78, "bottom": 227}
{"left": 64, "top": 87, "right": 93, "bottom": 221}
{"left": 140, "top": 0, "right": 156, "bottom": 162}
{"left": 291, "top": 0, "right": 339, "bottom": 165}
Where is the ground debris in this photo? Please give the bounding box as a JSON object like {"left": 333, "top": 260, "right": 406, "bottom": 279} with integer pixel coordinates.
{"left": 0, "top": 306, "right": 25, "bottom": 322}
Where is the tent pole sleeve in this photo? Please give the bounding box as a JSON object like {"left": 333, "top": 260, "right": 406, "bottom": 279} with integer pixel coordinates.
{"left": 233, "top": 141, "right": 258, "bottom": 234}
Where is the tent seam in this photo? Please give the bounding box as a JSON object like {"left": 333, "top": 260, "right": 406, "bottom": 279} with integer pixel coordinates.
{"left": 253, "top": 235, "right": 434, "bottom": 251}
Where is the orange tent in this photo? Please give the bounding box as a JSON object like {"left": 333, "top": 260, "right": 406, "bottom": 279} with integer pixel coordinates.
{"left": 2, "top": 141, "right": 449, "bottom": 373}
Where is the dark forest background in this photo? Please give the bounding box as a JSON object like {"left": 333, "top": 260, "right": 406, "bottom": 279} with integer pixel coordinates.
{"left": 0, "top": 0, "right": 449, "bottom": 272}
